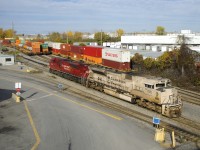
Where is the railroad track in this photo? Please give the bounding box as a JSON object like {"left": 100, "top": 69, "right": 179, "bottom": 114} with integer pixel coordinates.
{"left": 19, "top": 54, "right": 200, "bottom": 147}
{"left": 176, "top": 87, "right": 200, "bottom": 105}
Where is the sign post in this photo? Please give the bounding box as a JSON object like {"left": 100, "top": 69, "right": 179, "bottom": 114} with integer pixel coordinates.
{"left": 15, "top": 82, "right": 21, "bottom": 96}
{"left": 153, "top": 117, "right": 160, "bottom": 128}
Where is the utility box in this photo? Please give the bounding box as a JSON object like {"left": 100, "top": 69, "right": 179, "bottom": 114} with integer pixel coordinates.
{"left": 155, "top": 128, "right": 165, "bottom": 142}
{"left": 0, "top": 55, "right": 14, "bottom": 66}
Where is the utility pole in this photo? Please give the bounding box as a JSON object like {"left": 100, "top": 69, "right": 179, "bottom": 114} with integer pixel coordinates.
{"left": 101, "top": 29, "right": 102, "bottom": 46}
{"left": 12, "top": 21, "right": 16, "bottom": 63}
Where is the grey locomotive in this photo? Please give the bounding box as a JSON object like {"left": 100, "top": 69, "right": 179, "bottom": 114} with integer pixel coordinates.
{"left": 86, "top": 66, "right": 182, "bottom": 118}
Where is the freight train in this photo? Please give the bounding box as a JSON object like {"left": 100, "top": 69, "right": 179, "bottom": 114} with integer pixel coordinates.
{"left": 49, "top": 57, "right": 182, "bottom": 118}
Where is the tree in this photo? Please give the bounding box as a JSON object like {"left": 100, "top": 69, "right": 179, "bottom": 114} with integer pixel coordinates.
{"left": 176, "top": 35, "right": 195, "bottom": 77}
{"left": 74, "top": 32, "right": 83, "bottom": 42}
{"left": 131, "top": 53, "right": 143, "bottom": 65}
{"left": 116, "top": 29, "right": 124, "bottom": 40}
{"left": 156, "top": 26, "right": 165, "bottom": 35}
{"left": 94, "top": 32, "right": 110, "bottom": 45}
{"left": 143, "top": 57, "right": 156, "bottom": 70}
{"left": 67, "top": 31, "right": 74, "bottom": 44}
{"left": 0, "top": 28, "right": 4, "bottom": 39}
{"left": 48, "top": 32, "right": 61, "bottom": 42}
{"left": 4, "top": 29, "right": 15, "bottom": 38}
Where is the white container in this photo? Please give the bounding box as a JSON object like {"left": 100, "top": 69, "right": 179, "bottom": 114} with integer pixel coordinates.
{"left": 48, "top": 42, "right": 53, "bottom": 47}
{"left": 102, "top": 48, "right": 130, "bottom": 62}
{"left": 52, "top": 43, "right": 61, "bottom": 49}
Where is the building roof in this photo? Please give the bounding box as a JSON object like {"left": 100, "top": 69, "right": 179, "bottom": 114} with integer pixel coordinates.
{"left": 0, "top": 54, "right": 14, "bottom": 58}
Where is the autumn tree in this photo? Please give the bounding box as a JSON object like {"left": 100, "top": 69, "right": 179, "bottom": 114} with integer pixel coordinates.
{"left": 116, "top": 29, "right": 124, "bottom": 41}
{"left": 156, "top": 26, "right": 165, "bottom": 35}
{"left": 4, "top": 29, "right": 15, "bottom": 38}
{"left": 131, "top": 53, "right": 143, "bottom": 65}
{"left": 66, "top": 31, "right": 74, "bottom": 44}
{"left": 143, "top": 57, "right": 156, "bottom": 70}
{"left": 176, "top": 35, "right": 195, "bottom": 77}
{"left": 74, "top": 32, "right": 83, "bottom": 42}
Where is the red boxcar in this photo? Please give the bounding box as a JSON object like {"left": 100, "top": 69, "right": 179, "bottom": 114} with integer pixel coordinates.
{"left": 83, "top": 46, "right": 102, "bottom": 57}
{"left": 49, "top": 57, "right": 89, "bottom": 80}
{"left": 71, "top": 45, "right": 84, "bottom": 54}
{"left": 102, "top": 59, "right": 130, "bottom": 71}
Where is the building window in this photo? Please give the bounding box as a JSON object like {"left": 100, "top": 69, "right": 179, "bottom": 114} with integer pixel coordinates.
{"left": 5, "top": 58, "right": 11, "bottom": 62}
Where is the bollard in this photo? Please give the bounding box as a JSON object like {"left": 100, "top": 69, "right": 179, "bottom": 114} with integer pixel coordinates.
{"left": 12, "top": 93, "right": 21, "bottom": 103}
{"left": 155, "top": 128, "right": 165, "bottom": 143}
{"left": 171, "top": 131, "right": 176, "bottom": 148}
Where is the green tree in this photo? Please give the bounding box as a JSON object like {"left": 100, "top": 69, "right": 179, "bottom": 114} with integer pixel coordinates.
{"left": 156, "top": 26, "right": 165, "bottom": 35}
{"left": 94, "top": 32, "right": 111, "bottom": 45}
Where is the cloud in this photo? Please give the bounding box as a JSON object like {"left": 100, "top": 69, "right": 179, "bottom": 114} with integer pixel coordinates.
{"left": 0, "top": 0, "right": 200, "bottom": 34}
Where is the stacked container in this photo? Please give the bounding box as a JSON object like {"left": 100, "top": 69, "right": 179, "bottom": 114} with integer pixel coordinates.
{"left": 102, "top": 48, "right": 131, "bottom": 71}
{"left": 15, "top": 40, "right": 21, "bottom": 46}
{"left": 83, "top": 46, "right": 102, "bottom": 64}
{"left": 40, "top": 43, "right": 49, "bottom": 54}
{"left": 52, "top": 42, "right": 62, "bottom": 55}
{"left": 2, "top": 40, "right": 11, "bottom": 46}
{"left": 32, "top": 42, "right": 41, "bottom": 54}
{"left": 70, "top": 46, "right": 84, "bottom": 60}
{"left": 60, "top": 44, "right": 71, "bottom": 57}
{"left": 26, "top": 41, "right": 32, "bottom": 51}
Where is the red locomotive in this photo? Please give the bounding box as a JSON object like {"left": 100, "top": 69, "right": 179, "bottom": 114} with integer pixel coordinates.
{"left": 49, "top": 57, "right": 90, "bottom": 85}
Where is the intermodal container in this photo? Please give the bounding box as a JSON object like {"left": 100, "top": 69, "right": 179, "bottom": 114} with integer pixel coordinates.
{"left": 60, "top": 50, "right": 70, "bottom": 57}
{"left": 52, "top": 43, "right": 61, "bottom": 49}
{"left": 83, "top": 55, "right": 102, "bottom": 64}
{"left": 60, "top": 44, "right": 71, "bottom": 51}
{"left": 32, "top": 48, "right": 41, "bottom": 54}
{"left": 71, "top": 45, "right": 84, "bottom": 54}
{"left": 102, "top": 48, "right": 130, "bottom": 62}
{"left": 102, "top": 59, "right": 130, "bottom": 71}
{"left": 70, "top": 52, "right": 83, "bottom": 60}
{"left": 83, "top": 46, "right": 102, "bottom": 57}
{"left": 32, "top": 42, "right": 41, "bottom": 48}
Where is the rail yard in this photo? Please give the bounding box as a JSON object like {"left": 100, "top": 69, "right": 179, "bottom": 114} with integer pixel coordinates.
{"left": 1, "top": 46, "right": 199, "bottom": 149}
{"left": 0, "top": 43, "right": 200, "bottom": 149}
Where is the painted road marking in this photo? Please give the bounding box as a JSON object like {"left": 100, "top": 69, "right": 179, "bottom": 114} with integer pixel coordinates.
{"left": 55, "top": 94, "right": 123, "bottom": 121}
{"left": 26, "top": 94, "right": 53, "bottom": 102}
{"left": 0, "top": 76, "right": 122, "bottom": 120}
{"left": 23, "top": 100, "right": 40, "bottom": 150}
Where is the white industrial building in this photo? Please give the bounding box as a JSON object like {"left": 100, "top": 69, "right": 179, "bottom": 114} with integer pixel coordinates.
{"left": 121, "top": 30, "right": 200, "bottom": 53}
{"left": 0, "top": 55, "right": 14, "bottom": 66}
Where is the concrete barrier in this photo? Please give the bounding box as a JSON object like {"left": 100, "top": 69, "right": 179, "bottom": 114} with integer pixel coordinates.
{"left": 12, "top": 93, "right": 21, "bottom": 102}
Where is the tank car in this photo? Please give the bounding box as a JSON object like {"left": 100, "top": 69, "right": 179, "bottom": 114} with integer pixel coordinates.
{"left": 49, "top": 57, "right": 89, "bottom": 85}
{"left": 86, "top": 66, "right": 182, "bottom": 117}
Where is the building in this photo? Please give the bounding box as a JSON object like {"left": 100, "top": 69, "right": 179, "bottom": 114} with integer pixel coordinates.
{"left": 121, "top": 30, "right": 200, "bottom": 53}
{"left": 0, "top": 55, "right": 14, "bottom": 66}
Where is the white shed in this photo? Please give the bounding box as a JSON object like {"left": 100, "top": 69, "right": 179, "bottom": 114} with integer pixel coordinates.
{"left": 0, "top": 55, "right": 14, "bottom": 66}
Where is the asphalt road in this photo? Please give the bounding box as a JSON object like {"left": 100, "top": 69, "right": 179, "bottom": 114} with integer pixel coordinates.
{"left": 0, "top": 68, "right": 165, "bottom": 150}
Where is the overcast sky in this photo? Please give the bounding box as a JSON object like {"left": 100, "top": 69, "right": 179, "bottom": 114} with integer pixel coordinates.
{"left": 1, "top": 0, "right": 200, "bottom": 34}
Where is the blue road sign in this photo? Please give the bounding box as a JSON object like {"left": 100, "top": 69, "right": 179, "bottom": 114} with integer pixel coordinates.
{"left": 58, "top": 83, "right": 63, "bottom": 89}
{"left": 153, "top": 117, "right": 160, "bottom": 125}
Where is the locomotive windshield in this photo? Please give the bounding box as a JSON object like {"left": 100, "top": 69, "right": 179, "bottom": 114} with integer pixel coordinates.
{"left": 156, "top": 83, "right": 165, "bottom": 88}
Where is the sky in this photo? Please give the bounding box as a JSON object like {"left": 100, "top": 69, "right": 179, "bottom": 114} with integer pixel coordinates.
{"left": 0, "top": 0, "right": 200, "bottom": 34}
